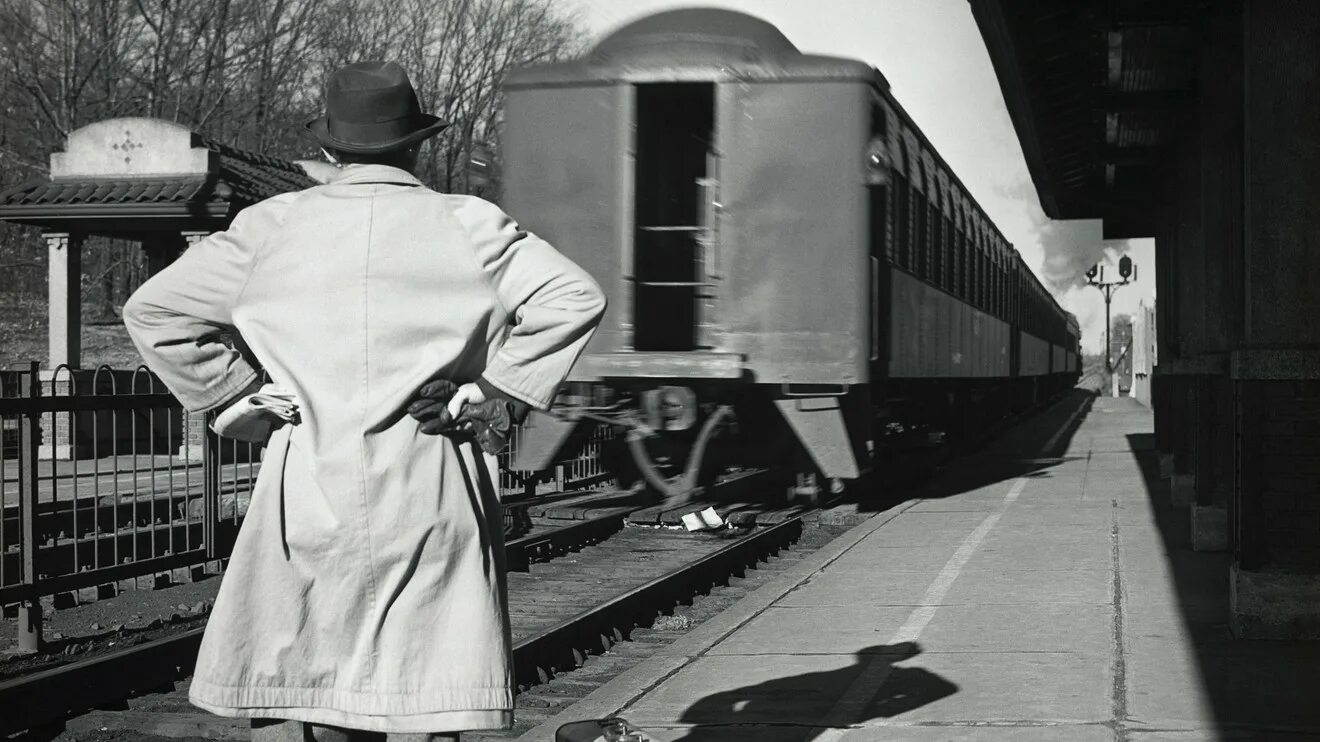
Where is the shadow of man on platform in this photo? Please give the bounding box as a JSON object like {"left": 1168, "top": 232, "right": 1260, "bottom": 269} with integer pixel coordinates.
{"left": 666, "top": 641, "right": 957, "bottom": 741}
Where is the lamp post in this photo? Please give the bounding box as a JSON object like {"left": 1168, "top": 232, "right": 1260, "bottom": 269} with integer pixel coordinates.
{"left": 1086, "top": 256, "right": 1137, "bottom": 397}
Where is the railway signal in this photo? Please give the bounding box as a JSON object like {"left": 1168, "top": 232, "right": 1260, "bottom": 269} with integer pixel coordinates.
{"left": 1085, "top": 256, "right": 1138, "bottom": 397}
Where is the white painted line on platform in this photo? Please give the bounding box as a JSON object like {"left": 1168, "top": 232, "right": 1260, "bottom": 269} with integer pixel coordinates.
{"left": 1042, "top": 395, "right": 1091, "bottom": 456}
{"left": 815, "top": 476, "right": 1028, "bottom": 738}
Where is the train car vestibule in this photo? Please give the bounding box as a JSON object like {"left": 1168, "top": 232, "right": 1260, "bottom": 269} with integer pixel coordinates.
{"left": 632, "top": 83, "right": 716, "bottom": 352}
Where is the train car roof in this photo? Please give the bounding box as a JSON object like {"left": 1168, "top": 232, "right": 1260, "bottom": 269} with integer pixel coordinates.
{"left": 505, "top": 8, "right": 886, "bottom": 89}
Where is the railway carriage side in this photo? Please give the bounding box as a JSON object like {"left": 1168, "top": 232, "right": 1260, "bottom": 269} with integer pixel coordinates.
{"left": 499, "top": 8, "right": 1081, "bottom": 503}
{"left": 872, "top": 89, "right": 1030, "bottom": 442}
{"left": 500, "top": 12, "right": 876, "bottom": 500}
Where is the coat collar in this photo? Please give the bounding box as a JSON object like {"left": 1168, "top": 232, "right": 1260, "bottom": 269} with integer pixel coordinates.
{"left": 328, "top": 163, "right": 424, "bottom": 188}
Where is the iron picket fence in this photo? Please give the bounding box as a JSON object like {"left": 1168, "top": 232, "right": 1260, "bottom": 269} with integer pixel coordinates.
{"left": 1, "top": 362, "right": 613, "bottom": 651}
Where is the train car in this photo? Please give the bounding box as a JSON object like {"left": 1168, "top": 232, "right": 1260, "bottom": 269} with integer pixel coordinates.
{"left": 501, "top": 9, "right": 1081, "bottom": 500}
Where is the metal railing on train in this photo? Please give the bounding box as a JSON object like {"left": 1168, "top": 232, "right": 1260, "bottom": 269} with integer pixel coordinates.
{"left": 1, "top": 361, "right": 614, "bottom": 651}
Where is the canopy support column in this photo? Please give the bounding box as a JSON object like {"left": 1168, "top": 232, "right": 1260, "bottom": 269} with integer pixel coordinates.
{"left": 45, "top": 231, "right": 83, "bottom": 370}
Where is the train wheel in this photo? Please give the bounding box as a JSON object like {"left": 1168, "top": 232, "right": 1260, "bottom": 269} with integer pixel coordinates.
{"left": 626, "top": 405, "right": 733, "bottom": 506}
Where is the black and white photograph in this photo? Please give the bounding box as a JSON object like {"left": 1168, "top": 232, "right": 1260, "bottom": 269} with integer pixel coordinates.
{"left": 0, "top": 1, "right": 1318, "bottom": 740}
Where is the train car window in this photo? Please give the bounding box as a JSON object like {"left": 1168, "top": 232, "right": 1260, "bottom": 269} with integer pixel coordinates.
{"left": 1016, "top": 269, "right": 1021, "bottom": 326}
{"left": 969, "top": 236, "right": 979, "bottom": 310}
{"left": 950, "top": 221, "right": 959, "bottom": 298}
{"left": 972, "top": 242, "right": 981, "bottom": 310}
{"left": 925, "top": 195, "right": 935, "bottom": 282}
{"left": 872, "top": 100, "right": 889, "bottom": 138}
{"left": 915, "top": 193, "right": 928, "bottom": 281}
{"left": 868, "top": 105, "right": 890, "bottom": 261}
{"left": 1001, "top": 260, "right": 1008, "bottom": 320}
{"left": 894, "top": 170, "right": 910, "bottom": 270}
{"left": 994, "top": 259, "right": 1001, "bottom": 319}
{"left": 956, "top": 227, "right": 966, "bottom": 300}
{"left": 1002, "top": 264, "right": 1009, "bottom": 319}
{"left": 924, "top": 194, "right": 934, "bottom": 282}
{"left": 997, "top": 261, "right": 1008, "bottom": 319}
{"left": 1009, "top": 266, "right": 1016, "bottom": 324}
{"left": 929, "top": 203, "right": 942, "bottom": 289}
{"left": 967, "top": 236, "right": 976, "bottom": 308}
{"left": 940, "top": 211, "right": 950, "bottom": 291}
{"left": 945, "top": 213, "right": 955, "bottom": 289}
{"left": 1003, "top": 262, "right": 1008, "bottom": 321}
{"left": 968, "top": 235, "right": 976, "bottom": 305}
{"left": 995, "top": 258, "right": 1003, "bottom": 319}
{"left": 632, "top": 83, "right": 715, "bottom": 351}
{"left": 1013, "top": 268, "right": 1021, "bottom": 326}
{"left": 979, "top": 252, "right": 987, "bottom": 312}
{"left": 1019, "top": 270, "right": 1025, "bottom": 327}
{"left": 962, "top": 228, "right": 969, "bottom": 301}
{"left": 973, "top": 234, "right": 982, "bottom": 310}
{"left": 869, "top": 183, "right": 888, "bottom": 261}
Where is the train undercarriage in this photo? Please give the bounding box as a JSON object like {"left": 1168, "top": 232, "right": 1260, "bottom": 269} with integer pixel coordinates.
{"left": 514, "top": 373, "right": 1077, "bottom": 507}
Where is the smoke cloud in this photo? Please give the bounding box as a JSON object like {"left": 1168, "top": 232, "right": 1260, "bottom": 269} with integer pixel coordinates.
{"left": 991, "top": 176, "right": 1152, "bottom": 355}
{"left": 994, "top": 177, "right": 1135, "bottom": 293}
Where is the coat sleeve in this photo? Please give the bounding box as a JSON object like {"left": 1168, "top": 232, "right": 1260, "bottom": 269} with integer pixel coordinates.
{"left": 450, "top": 197, "right": 606, "bottom": 410}
{"left": 122, "top": 196, "right": 289, "bottom": 413}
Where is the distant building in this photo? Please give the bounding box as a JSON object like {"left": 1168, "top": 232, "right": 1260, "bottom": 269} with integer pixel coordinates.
{"left": 1131, "top": 300, "right": 1157, "bottom": 407}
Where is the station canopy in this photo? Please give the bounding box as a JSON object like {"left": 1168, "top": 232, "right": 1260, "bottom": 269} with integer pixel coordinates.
{"left": 970, "top": 0, "right": 1203, "bottom": 238}
{"left": 0, "top": 117, "right": 322, "bottom": 237}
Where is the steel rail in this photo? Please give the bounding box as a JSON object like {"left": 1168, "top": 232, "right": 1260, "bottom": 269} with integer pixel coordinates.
{"left": 504, "top": 511, "right": 630, "bottom": 572}
{"left": 509, "top": 515, "right": 803, "bottom": 689}
{"left": 0, "top": 627, "right": 206, "bottom": 735}
{"left": 0, "top": 504, "right": 765, "bottom": 728}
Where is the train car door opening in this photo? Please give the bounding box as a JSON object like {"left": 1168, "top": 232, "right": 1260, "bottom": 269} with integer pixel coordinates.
{"left": 632, "top": 83, "right": 717, "bottom": 351}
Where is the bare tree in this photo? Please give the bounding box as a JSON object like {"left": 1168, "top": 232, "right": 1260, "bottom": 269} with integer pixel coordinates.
{"left": 0, "top": 0, "right": 585, "bottom": 367}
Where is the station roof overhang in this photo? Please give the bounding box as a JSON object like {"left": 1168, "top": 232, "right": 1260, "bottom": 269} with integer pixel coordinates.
{"left": 969, "top": 0, "right": 1206, "bottom": 239}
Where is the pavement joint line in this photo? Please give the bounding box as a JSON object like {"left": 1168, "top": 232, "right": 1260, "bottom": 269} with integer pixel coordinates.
{"left": 1109, "top": 497, "right": 1131, "bottom": 742}
{"left": 814, "top": 476, "right": 1028, "bottom": 740}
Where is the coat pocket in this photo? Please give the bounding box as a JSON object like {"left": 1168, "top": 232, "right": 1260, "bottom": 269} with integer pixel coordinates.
{"left": 280, "top": 438, "right": 350, "bottom": 559}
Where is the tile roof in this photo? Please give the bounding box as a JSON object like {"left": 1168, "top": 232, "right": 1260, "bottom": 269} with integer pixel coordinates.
{"left": 0, "top": 178, "right": 207, "bottom": 208}
{"left": 205, "top": 138, "right": 318, "bottom": 203}
{"left": 0, "top": 137, "right": 317, "bottom": 216}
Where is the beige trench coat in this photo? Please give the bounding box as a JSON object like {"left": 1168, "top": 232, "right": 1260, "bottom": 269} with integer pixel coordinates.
{"left": 123, "top": 164, "right": 606, "bottom": 733}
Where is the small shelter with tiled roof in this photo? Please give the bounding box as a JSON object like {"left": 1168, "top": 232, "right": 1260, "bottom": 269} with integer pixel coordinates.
{"left": 0, "top": 117, "right": 330, "bottom": 370}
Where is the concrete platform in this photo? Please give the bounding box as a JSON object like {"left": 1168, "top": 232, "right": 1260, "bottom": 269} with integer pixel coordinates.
{"left": 516, "top": 395, "right": 1320, "bottom": 741}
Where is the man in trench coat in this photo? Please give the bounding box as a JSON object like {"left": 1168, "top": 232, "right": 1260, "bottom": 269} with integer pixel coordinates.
{"left": 123, "top": 61, "right": 606, "bottom": 740}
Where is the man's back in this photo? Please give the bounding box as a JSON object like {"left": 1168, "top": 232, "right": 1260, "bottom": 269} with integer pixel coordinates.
{"left": 123, "top": 162, "right": 605, "bottom": 733}
{"left": 122, "top": 60, "right": 607, "bottom": 737}
{"left": 236, "top": 169, "right": 512, "bottom": 467}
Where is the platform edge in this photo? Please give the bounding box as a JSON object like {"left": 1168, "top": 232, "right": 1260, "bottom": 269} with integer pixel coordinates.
{"left": 512, "top": 497, "right": 918, "bottom": 741}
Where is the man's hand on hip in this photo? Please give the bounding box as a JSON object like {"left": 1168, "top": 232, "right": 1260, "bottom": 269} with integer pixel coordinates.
{"left": 407, "top": 378, "right": 461, "bottom": 434}
{"left": 408, "top": 379, "right": 517, "bottom": 455}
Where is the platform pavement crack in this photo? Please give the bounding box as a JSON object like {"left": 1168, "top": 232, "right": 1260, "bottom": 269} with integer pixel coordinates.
{"left": 1111, "top": 498, "right": 1130, "bottom": 742}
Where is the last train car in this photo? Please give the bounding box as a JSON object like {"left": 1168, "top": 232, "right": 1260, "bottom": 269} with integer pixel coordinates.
{"left": 502, "top": 9, "right": 1081, "bottom": 500}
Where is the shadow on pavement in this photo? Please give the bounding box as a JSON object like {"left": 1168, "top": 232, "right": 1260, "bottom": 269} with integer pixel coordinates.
{"left": 666, "top": 642, "right": 956, "bottom": 741}
{"left": 1126, "top": 433, "right": 1320, "bottom": 738}
{"left": 851, "top": 389, "right": 1098, "bottom": 513}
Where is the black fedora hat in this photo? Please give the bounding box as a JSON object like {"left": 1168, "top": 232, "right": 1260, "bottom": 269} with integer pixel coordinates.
{"left": 306, "top": 61, "right": 449, "bottom": 154}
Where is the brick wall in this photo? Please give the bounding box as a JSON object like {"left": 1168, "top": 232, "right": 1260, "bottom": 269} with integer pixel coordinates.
{"left": 37, "top": 370, "right": 186, "bottom": 460}
{"left": 1241, "top": 380, "right": 1320, "bottom": 570}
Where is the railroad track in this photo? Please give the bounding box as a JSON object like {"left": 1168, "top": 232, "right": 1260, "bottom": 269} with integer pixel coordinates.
{"left": 0, "top": 492, "right": 824, "bottom": 740}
